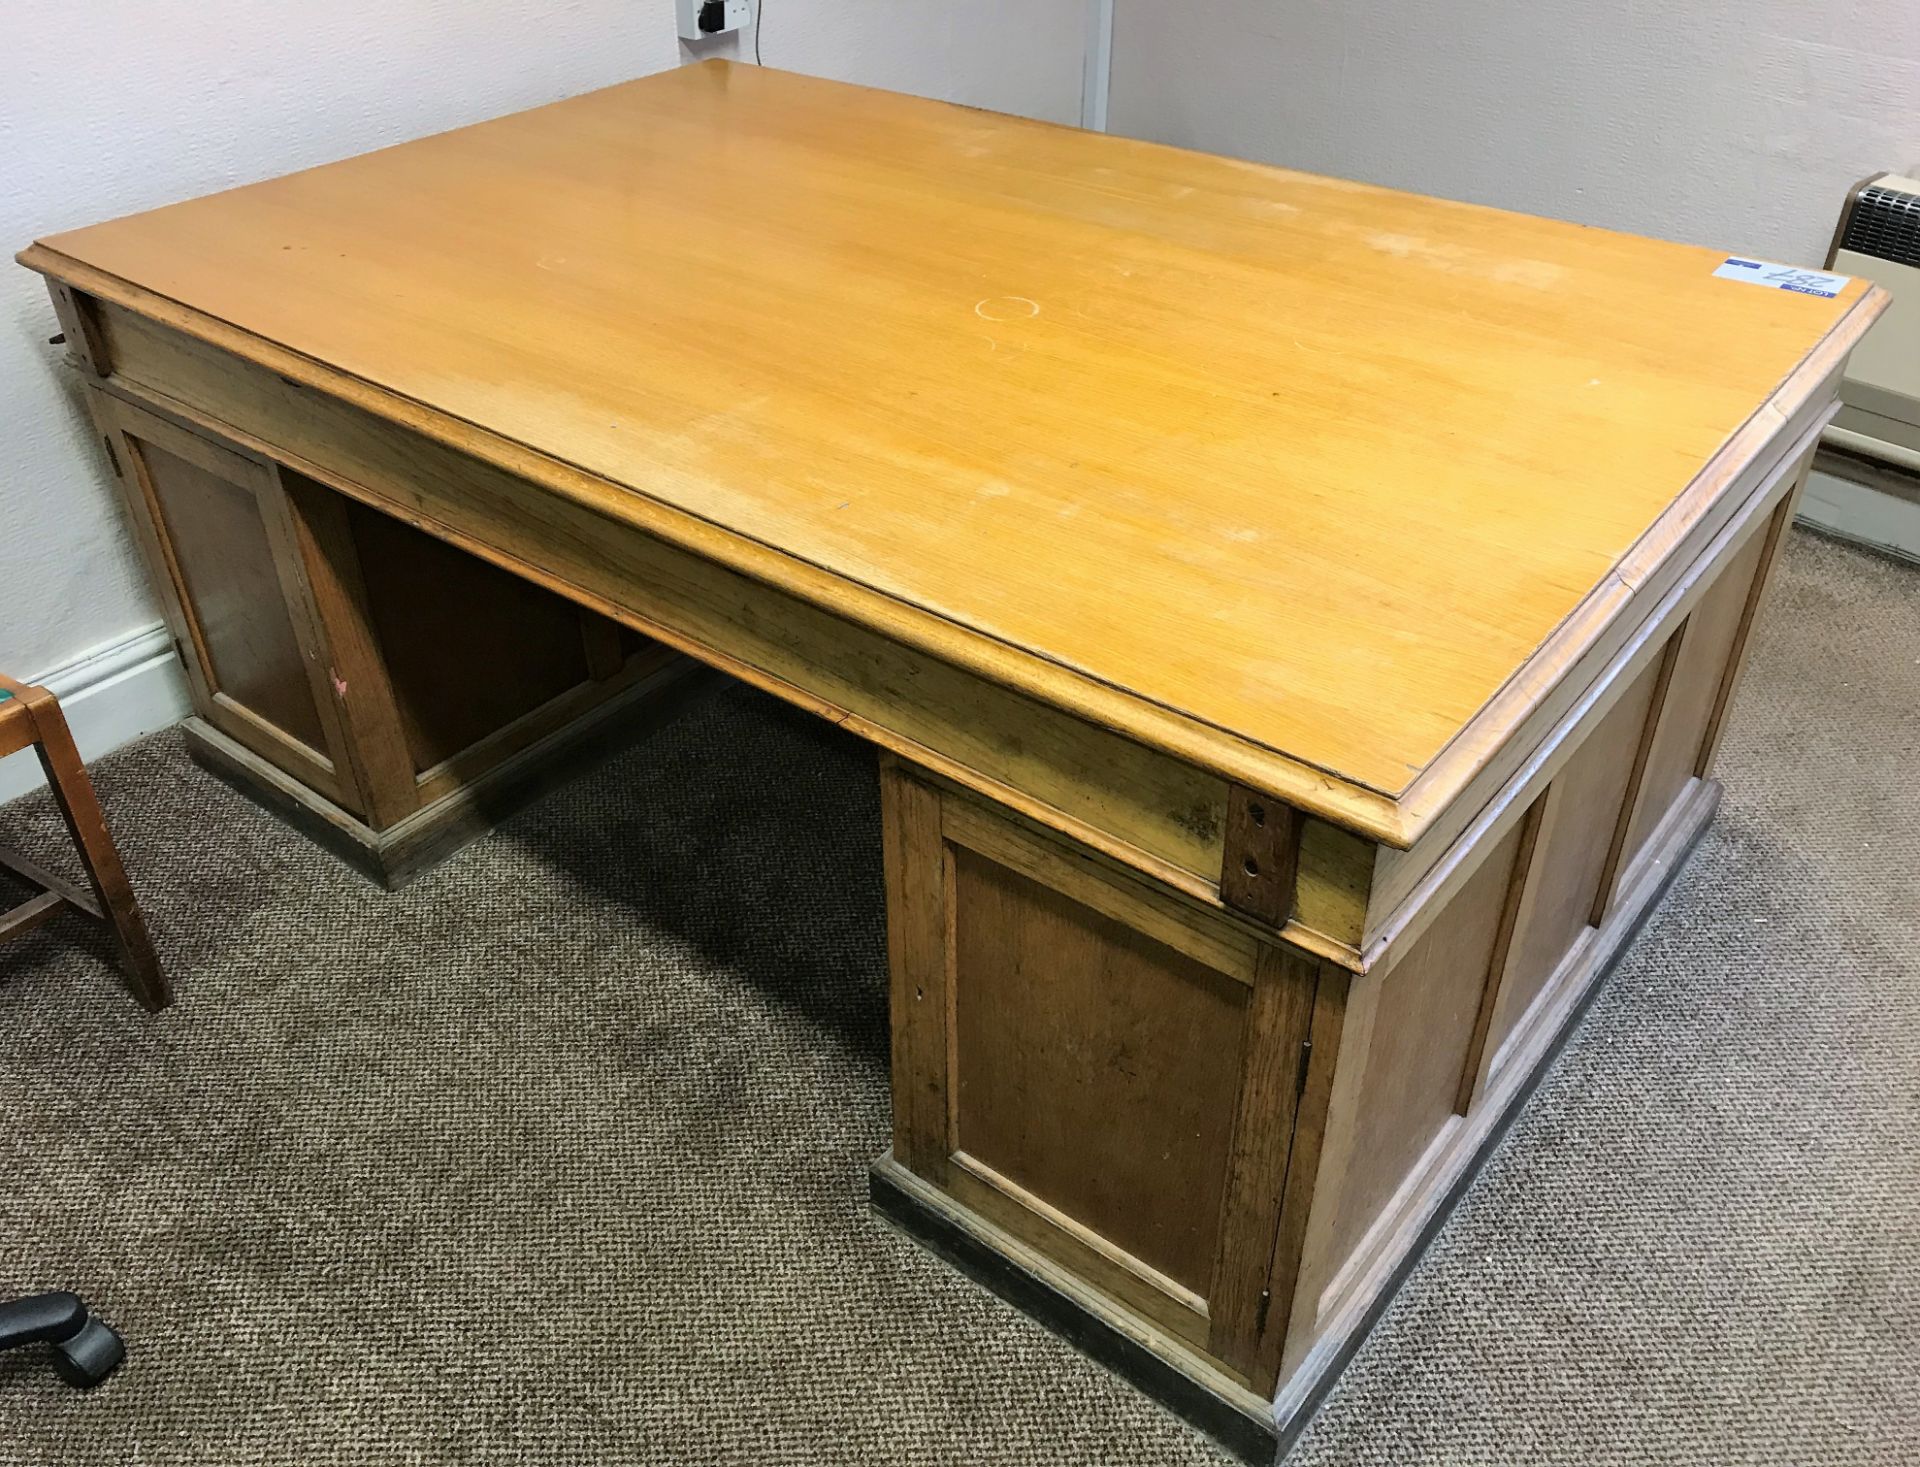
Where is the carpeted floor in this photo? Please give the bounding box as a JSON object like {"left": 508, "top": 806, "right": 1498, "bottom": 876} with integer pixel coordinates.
{"left": 1, "top": 527, "right": 1916, "bottom": 1465}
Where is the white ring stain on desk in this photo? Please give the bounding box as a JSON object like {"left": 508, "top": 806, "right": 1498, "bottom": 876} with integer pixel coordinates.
{"left": 975, "top": 296, "right": 1041, "bottom": 322}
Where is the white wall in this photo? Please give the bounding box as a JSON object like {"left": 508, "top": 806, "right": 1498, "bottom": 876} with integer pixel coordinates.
{"left": 0, "top": 0, "right": 1088, "bottom": 692}
{"left": 1109, "top": 1, "right": 1920, "bottom": 266}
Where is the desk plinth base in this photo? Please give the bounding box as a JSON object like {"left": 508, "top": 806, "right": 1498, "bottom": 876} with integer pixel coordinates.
{"left": 183, "top": 659, "right": 706, "bottom": 889}
{"left": 873, "top": 770, "right": 1719, "bottom": 1462}
{"left": 871, "top": 1154, "right": 1282, "bottom": 1461}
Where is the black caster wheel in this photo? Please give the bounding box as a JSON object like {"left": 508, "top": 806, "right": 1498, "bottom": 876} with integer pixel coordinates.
{"left": 0, "top": 1292, "right": 127, "bottom": 1389}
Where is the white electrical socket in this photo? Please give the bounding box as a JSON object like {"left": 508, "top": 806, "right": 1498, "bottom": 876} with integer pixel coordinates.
{"left": 676, "top": 0, "right": 751, "bottom": 41}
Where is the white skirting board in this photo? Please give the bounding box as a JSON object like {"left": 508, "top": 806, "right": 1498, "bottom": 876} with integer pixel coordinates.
{"left": 1799, "top": 449, "right": 1920, "bottom": 564}
{"left": 0, "top": 624, "right": 191, "bottom": 806}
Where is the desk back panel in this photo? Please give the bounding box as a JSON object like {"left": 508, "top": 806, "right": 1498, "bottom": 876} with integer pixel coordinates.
{"left": 337, "top": 495, "right": 594, "bottom": 776}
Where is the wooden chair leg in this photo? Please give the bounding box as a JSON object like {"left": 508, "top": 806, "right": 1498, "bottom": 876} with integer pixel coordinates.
{"left": 23, "top": 691, "right": 171, "bottom": 1011}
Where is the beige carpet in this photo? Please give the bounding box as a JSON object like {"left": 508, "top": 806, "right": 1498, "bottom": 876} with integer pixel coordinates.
{"left": 0, "top": 527, "right": 1915, "bottom": 1465}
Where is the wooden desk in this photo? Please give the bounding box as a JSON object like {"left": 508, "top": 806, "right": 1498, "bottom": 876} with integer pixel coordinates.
{"left": 20, "top": 62, "right": 1885, "bottom": 1458}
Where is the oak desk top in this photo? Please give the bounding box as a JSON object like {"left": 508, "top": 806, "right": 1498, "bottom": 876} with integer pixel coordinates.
{"left": 21, "top": 62, "right": 1883, "bottom": 845}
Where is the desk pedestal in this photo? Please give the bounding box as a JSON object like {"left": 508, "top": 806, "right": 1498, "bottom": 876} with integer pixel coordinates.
{"left": 87, "top": 390, "right": 696, "bottom": 887}
{"left": 871, "top": 476, "right": 1794, "bottom": 1459}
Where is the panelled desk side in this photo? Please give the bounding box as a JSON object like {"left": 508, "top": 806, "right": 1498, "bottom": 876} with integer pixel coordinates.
{"left": 20, "top": 74, "right": 1888, "bottom": 1460}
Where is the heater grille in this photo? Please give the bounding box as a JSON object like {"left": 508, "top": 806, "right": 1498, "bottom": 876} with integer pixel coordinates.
{"left": 1840, "top": 182, "right": 1920, "bottom": 268}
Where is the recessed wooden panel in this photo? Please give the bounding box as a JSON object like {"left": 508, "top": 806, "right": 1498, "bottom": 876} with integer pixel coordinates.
{"left": 132, "top": 437, "right": 325, "bottom": 751}
{"left": 1487, "top": 654, "right": 1666, "bottom": 1062}
{"left": 342, "top": 495, "right": 592, "bottom": 774}
{"left": 1617, "top": 527, "right": 1769, "bottom": 880}
{"left": 1327, "top": 821, "right": 1527, "bottom": 1258}
{"left": 950, "top": 847, "right": 1248, "bottom": 1296}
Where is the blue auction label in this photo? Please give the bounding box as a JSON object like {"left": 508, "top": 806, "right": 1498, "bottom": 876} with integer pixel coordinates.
{"left": 1711, "top": 257, "right": 1850, "bottom": 298}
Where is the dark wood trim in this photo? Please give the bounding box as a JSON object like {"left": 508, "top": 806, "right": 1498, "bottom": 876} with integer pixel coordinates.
{"left": 0, "top": 672, "right": 169, "bottom": 1010}
{"left": 276, "top": 468, "right": 421, "bottom": 829}
{"left": 579, "top": 612, "right": 626, "bottom": 681}
{"left": 879, "top": 757, "right": 952, "bottom": 1179}
{"left": 1220, "top": 787, "right": 1302, "bottom": 927}
{"left": 1250, "top": 961, "right": 1350, "bottom": 1392}
{"left": 1207, "top": 943, "right": 1322, "bottom": 1376}
{"left": 0, "top": 888, "right": 67, "bottom": 943}
{"left": 0, "top": 845, "right": 104, "bottom": 920}
{"left": 45, "top": 280, "right": 108, "bottom": 376}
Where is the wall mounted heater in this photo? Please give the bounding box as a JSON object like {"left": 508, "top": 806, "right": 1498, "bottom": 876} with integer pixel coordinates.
{"left": 1825, "top": 173, "right": 1920, "bottom": 472}
{"left": 1800, "top": 172, "right": 1920, "bottom": 561}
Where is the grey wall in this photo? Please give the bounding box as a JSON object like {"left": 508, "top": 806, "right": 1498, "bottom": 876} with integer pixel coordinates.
{"left": 1109, "top": 1, "right": 1920, "bottom": 263}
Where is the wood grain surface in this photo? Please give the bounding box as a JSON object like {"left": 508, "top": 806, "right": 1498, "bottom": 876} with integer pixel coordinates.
{"left": 20, "top": 62, "right": 1884, "bottom": 834}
